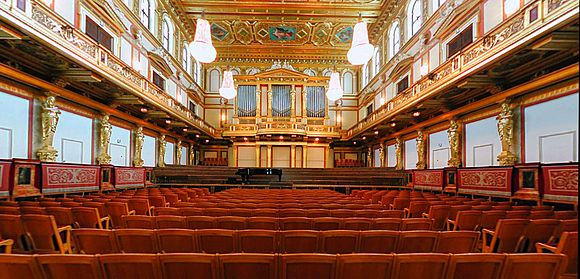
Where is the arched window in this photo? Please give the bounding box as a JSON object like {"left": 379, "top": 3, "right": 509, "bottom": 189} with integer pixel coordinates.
{"left": 343, "top": 71, "right": 354, "bottom": 94}
{"left": 194, "top": 61, "right": 201, "bottom": 84}
{"left": 432, "top": 0, "right": 446, "bottom": 13}
{"left": 362, "top": 62, "right": 369, "bottom": 88}
{"left": 504, "top": 0, "right": 520, "bottom": 16}
{"left": 389, "top": 22, "right": 400, "bottom": 58}
{"left": 182, "top": 44, "right": 189, "bottom": 73}
{"left": 208, "top": 69, "right": 221, "bottom": 92}
{"left": 408, "top": 0, "right": 423, "bottom": 36}
{"left": 140, "top": 0, "right": 150, "bottom": 29}
{"left": 372, "top": 47, "right": 381, "bottom": 76}
{"left": 161, "top": 16, "right": 173, "bottom": 51}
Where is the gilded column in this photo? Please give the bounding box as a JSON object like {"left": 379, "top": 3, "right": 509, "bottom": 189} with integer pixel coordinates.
{"left": 395, "top": 137, "right": 404, "bottom": 170}
{"left": 267, "top": 85, "right": 273, "bottom": 118}
{"left": 302, "top": 89, "right": 308, "bottom": 121}
{"left": 303, "top": 145, "right": 308, "bottom": 168}
{"left": 290, "top": 87, "right": 296, "bottom": 118}
{"left": 290, "top": 145, "right": 296, "bottom": 168}
{"left": 267, "top": 145, "right": 272, "bottom": 167}
{"left": 232, "top": 145, "right": 238, "bottom": 167}
{"left": 255, "top": 145, "right": 261, "bottom": 167}
{"left": 133, "top": 126, "right": 145, "bottom": 167}
{"left": 37, "top": 95, "right": 60, "bottom": 162}
{"left": 157, "top": 135, "right": 166, "bottom": 167}
{"left": 496, "top": 100, "right": 518, "bottom": 165}
{"left": 416, "top": 130, "right": 426, "bottom": 169}
{"left": 96, "top": 114, "right": 112, "bottom": 165}
{"left": 255, "top": 89, "right": 261, "bottom": 122}
{"left": 447, "top": 119, "right": 462, "bottom": 167}
{"left": 176, "top": 140, "right": 182, "bottom": 165}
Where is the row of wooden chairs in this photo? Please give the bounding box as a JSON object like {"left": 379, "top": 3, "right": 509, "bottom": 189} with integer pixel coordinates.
{"left": 334, "top": 159, "right": 364, "bottom": 167}
{"left": 156, "top": 207, "right": 404, "bottom": 218}
{"left": 0, "top": 252, "right": 568, "bottom": 279}
{"left": 72, "top": 228, "right": 481, "bottom": 255}
{"left": 120, "top": 216, "right": 434, "bottom": 231}
{"left": 446, "top": 210, "right": 578, "bottom": 232}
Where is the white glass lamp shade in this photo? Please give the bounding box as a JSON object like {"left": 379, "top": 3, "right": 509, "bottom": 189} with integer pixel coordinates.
{"left": 189, "top": 18, "right": 217, "bottom": 63}
{"left": 347, "top": 21, "right": 374, "bottom": 65}
{"left": 326, "top": 72, "right": 344, "bottom": 101}
{"left": 219, "top": 70, "right": 237, "bottom": 99}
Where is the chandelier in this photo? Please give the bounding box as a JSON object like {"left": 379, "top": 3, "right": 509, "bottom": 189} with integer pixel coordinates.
{"left": 189, "top": 17, "right": 216, "bottom": 64}
{"left": 347, "top": 15, "right": 374, "bottom": 65}
{"left": 219, "top": 70, "right": 236, "bottom": 99}
{"left": 326, "top": 71, "right": 344, "bottom": 101}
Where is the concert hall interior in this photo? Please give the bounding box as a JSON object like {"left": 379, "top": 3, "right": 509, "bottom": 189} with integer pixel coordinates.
{"left": 0, "top": 0, "right": 578, "bottom": 278}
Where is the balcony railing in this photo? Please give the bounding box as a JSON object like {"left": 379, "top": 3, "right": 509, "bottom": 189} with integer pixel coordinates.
{"left": 346, "top": 0, "right": 577, "bottom": 139}
{"left": 0, "top": 0, "right": 217, "bottom": 137}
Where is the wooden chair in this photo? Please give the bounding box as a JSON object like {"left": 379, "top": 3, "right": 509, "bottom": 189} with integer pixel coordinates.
{"left": 422, "top": 205, "right": 451, "bottom": 231}
{"left": 354, "top": 209, "right": 382, "bottom": 218}
{"left": 380, "top": 210, "right": 404, "bottom": 218}
{"left": 247, "top": 217, "right": 278, "bottom": 230}
{"left": 72, "top": 229, "right": 118, "bottom": 254}
{"left": 343, "top": 218, "right": 373, "bottom": 230}
{"left": 280, "top": 217, "right": 312, "bottom": 230}
{"left": 312, "top": 217, "right": 342, "bottom": 231}
{"left": 148, "top": 196, "right": 169, "bottom": 208}
{"left": 229, "top": 208, "right": 253, "bottom": 217}
{"left": 237, "top": 229, "right": 277, "bottom": 253}
{"left": 279, "top": 209, "right": 306, "bottom": 218}
{"left": 156, "top": 229, "right": 198, "bottom": 253}
{"left": 536, "top": 232, "right": 578, "bottom": 277}
{"left": 516, "top": 219, "right": 560, "bottom": 253}
{"left": 552, "top": 210, "right": 577, "bottom": 220}
{"left": 217, "top": 216, "right": 247, "bottom": 230}
{"left": 253, "top": 209, "right": 278, "bottom": 217}
{"left": 187, "top": 216, "right": 217, "bottom": 229}
{"left": 279, "top": 230, "right": 319, "bottom": 253}
{"left": 21, "top": 214, "right": 72, "bottom": 254}
{"left": 71, "top": 207, "right": 110, "bottom": 229}
{"left": 529, "top": 210, "right": 554, "bottom": 219}
{"left": 0, "top": 206, "right": 20, "bottom": 215}
{"left": 281, "top": 254, "right": 336, "bottom": 279}
{"left": 434, "top": 231, "right": 480, "bottom": 253}
{"left": 0, "top": 254, "right": 44, "bottom": 279}
{"left": 337, "top": 254, "right": 393, "bottom": 279}
{"left": 482, "top": 219, "right": 529, "bottom": 253}
{"left": 392, "top": 253, "right": 449, "bottom": 279}
{"left": 479, "top": 211, "right": 507, "bottom": 230}
{"left": 155, "top": 216, "right": 187, "bottom": 229}
{"left": 0, "top": 239, "right": 14, "bottom": 254}
{"left": 155, "top": 207, "right": 179, "bottom": 216}
{"left": 331, "top": 209, "right": 355, "bottom": 218}
{"left": 196, "top": 229, "right": 237, "bottom": 254}
{"left": 548, "top": 219, "right": 578, "bottom": 244}
{"left": 36, "top": 254, "right": 101, "bottom": 279}
{"left": 0, "top": 201, "right": 18, "bottom": 206}
{"left": 401, "top": 218, "right": 433, "bottom": 231}
{"left": 219, "top": 253, "right": 276, "bottom": 279}
{"left": 0, "top": 214, "right": 30, "bottom": 252}
{"left": 358, "top": 230, "right": 398, "bottom": 253}
{"left": 128, "top": 199, "right": 155, "bottom": 216}
{"left": 446, "top": 254, "right": 505, "bottom": 279}
{"left": 61, "top": 201, "right": 83, "bottom": 208}
{"left": 159, "top": 253, "right": 218, "bottom": 279}
{"left": 320, "top": 230, "right": 359, "bottom": 254}
{"left": 122, "top": 215, "right": 156, "bottom": 229}
{"left": 105, "top": 202, "right": 135, "bottom": 228}
{"left": 403, "top": 201, "right": 429, "bottom": 218}
{"left": 396, "top": 231, "right": 438, "bottom": 253}
{"left": 504, "top": 210, "right": 530, "bottom": 219}
{"left": 447, "top": 210, "right": 482, "bottom": 231}
{"left": 98, "top": 254, "right": 162, "bottom": 279}
{"left": 307, "top": 209, "right": 330, "bottom": 218}
{"left": 20, "top": 206, "right": 46, "bottom": 215}
{"left": 114, "top": 229, "right": 159, "bottom": 253}
{"left": 371, "top": 218, "right": 401, "bottom": 230}
{"left": 499, "top": 254, "right": 567, "bottom": 279}
{"left": 447, "top": 205, "right": 472, "bottom": 221}
{"left": 390, "top": 198, "right": 411, "bottom": 210}
{"left": 44, "top": 207, "right": 76, "bottom": 228}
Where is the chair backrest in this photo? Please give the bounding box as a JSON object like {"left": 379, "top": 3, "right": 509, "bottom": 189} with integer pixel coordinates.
{"left": 20, "top": 214, "right": 64, "bottom": 253}
{"left": 217, "top": 216, "right": 247, "bottom": 230}
{"left": 280, "top": 217, "right": 312, "bottom": 230}
{"left": 358, "top": 230, "right": 398, "bottom": 254}
{"left": 279, "top": 230, "right": 319, "bottom": 253}
{"left": 253, "top": 209, "right": 278, "bottom": 217}
{"left": 343, "top": 218, "right": 373, "bottom": 230}
{"left": 279, "top": 209, "right": 306, "bottom": 218}
{"left": 72, "top": 207, "right": 103, "bottom": 229}
{"left": 312, "top": 217, "right": 342, "bottom": 231}
{"left": 396, "top": 231, "right": 438, "bottom": 253}
{"left": 155, "top": 207, "right": 179, "bottom": 216}
{"left": 0, "top": 214, "right": 28, "bottom": 251}
{"left": 220, "top": 253, "right": 276, "bottom": 279}
{"left": 446, "top": 254, "right": 505, "bottom": 279}
{"left": 196, "top": 229, "right": 236, "bottom": 254}
{"left": 81, "top": 202, "right": 108, "bottom": 217}
{"left": 372, "top": 218, "right": 401, "bottom": 230}
{"left": 203, "top": 208, "right": 229, "bottom": 217}
{"left": 529, "top": 210, "right": 554, "bottom": 220}
{"left": 434, "top": 231, "right": 480, "bottom": 253}
{"left": 128, "top": 199, "right": 152, "bottom": 216}
{"left": 44, "top": 207, "right": 75, "bottom": 228}
{"left": 552, "top": 210, "right": 577, "bottom": 220}
{"left": 556, "top": 232, "right": 578, "bottom": 275}
{"left": 158, "top": 253, "right": 217, "bottom": 279}
{"left": 247, "top": 217, "right": 278, "bottom": 230}
{"left": 490, "top": 219, "right": 530, "bottom": 253}
{"left": 320, "top": 230, "right": 358, "bottom": 254}
{"left": 148, "top": 196, "right": 167, "bottom": 208}
{"left": 517, "top": 219, "right": 560, "bottom": 253}
{"left": 331, "top": 209, "right": 355, "bottom": 218}
{"left": 505, "top": 210, "right": 530, "bottom": 219}
{"left": 392, "top": 198, "right": 410, "bottom": 210}
{"left": 307, "top": 209, "right": 330, "bottom": 218}
{"left": 122, "top": 216, "right": 156, "bottom": 229}
{"left": 105, "top": 202, "right": 130, "bottom": 228}
{"left": 0, "top": 254, "right": 44, "bottom": 279}
{"left": 392, "top": 253, "right": 449, "bottom": 279}
{"left": 156, "top": 229, "right": 197, "bottom": 253}
{"left": 401, "top": 218, "right": 433, "bottom": 231}
{"left": 337, "top": 254, "right": 394, "bottom": 279}
{"left": 480, "top": 211, "right": 506, "bottom": 230}
{"left": 229, "top": 209, "right": 253, "bottom": 217}
{"left": 155, "top": 216, "right": 186, "bottom": 229}
{"left": 237, "top": 229, "right": 277, "bottom": 253}
{"left": 186, "top": 216, "right": 217, "bottom": 229}
{"left": 20, "top": 206, "right": 46, "bottom": 215}
{"left": 0, "top": 206, "right": 20, "bottom": 215}
{"left": 98, "top": 254, "right": 162, "bottom": 279}
{"left": 73, "top": 229, "right": 118, "bottom": 254}
{"left": 36, "top": 254, "right": 101, "bottom": 279}
{"left": 381, "top": 210, "right": 404, "bottom": 218}
{"left": 427, "top": 205, "right": 451, "bottom": 230}
{"left": 114, "top": 229, "right": 159, "bottom": 253}
{"left": 453, "top": 210, "right": 482, "bottom": 231}
{"left": 500, "top": 254, "right": 567, "bottom": 279}
{"left": 281, "top": 254, "right": 336, "bottom": 279}
{"left": 448, "top": 205, "right": 472, "bottom": 221}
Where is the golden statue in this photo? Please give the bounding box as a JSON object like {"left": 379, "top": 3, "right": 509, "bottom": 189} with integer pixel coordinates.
{"left": 447, "top": 119, "right": 462, "bottom": 167}
{"left": 367, "top": 147, "right": 373, "bottom": 167}
{"left": 133, "top": 126, "right": 144, "bottom": 167}
{"left": 176, "top": 140, "right": 182, "bottom": 164}
{"left": 189, "top": 146, "right": 195, "bottom": 165}
{"left": 416, "top": 130, "right": 426, "bottom": 169}
{"left": 158, "top": 135, "right": 166, "bottom": 167}
{"left": 37, "top": 95, "right": 60, "bottom": 162}
{"left": 379, "top": 142, "right": 385, "bottom": 167}
{"left": 96, "top": 114, "right": 112, "bottom": 165}
{"left": 395, "top": 137, "right": 404, "bottom": 170}
{"left": 496, "top": 100, "right": 518, "bottom": 165}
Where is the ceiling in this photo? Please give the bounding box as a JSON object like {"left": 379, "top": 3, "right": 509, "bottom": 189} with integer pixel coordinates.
{"left": 175, "top": 0, "right": 390, "bottom": 63}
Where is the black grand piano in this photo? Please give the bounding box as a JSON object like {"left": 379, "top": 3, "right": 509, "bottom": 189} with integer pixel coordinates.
{"left": 235, "top": 168, "right": 282, "bottom": 183}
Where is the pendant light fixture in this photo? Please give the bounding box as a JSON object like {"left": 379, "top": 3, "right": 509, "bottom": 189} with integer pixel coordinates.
{"left": 219, "top": 67, "right": 236, "bottom": 99}
{"left": 189, "top": 12, "right": 216, "bottom": 63}
{"left": 326, "top": 61, "right": 343, "bottom": 101}
{"left": 347, "top": 14, "right": 374, "bottom": 65}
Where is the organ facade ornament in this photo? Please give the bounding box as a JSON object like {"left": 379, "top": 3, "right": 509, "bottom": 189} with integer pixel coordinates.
{"left": 37, "top": 95, "right": 60, "bottom": 162}
{"left": 133, "top": 126, "right": 145, "bottom": 167}
{"left": 447, "top": 119, "right": 462, "bottom": 167}
{"left": 395, "top": 137, "right": 404, "bottom": 170}
{"left": 96, "top": 114, "right": 112, "bottom": 165}
{"left": 416, "top": 130, "right": 426, "bottom": 169}
{"left": 158, "top": 135, "right": 167, "bottom": 167}
{"left": 496, "top": 100, "right": 518, "bottom": 166}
